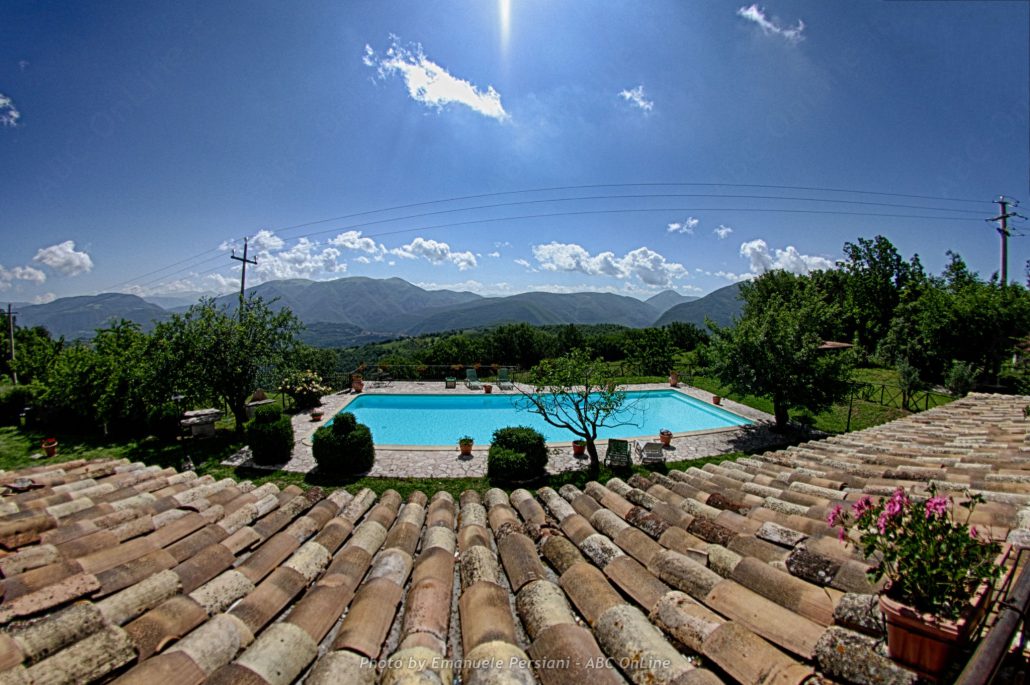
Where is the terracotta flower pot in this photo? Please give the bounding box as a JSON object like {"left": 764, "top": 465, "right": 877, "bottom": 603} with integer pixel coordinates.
{"left": 712, "top": 395, "right": 722, "bottom": 405}
{"left": 659, "top": 432, "right": 672, "bottom": 447}
{"left": 484, "top": 384, "right": 493, "bottom": 394}
{"left": 459, "top": 441, "right": 473, "bottom": 456}
{"left": 878, "top": 544, "right": 1009, "bottom": 680}
{"left": 669, "top": 372, "right": 679, "bottom": 386}
{"left": 310, "top": 411, "right": 324, "bottom": 422}
{"left": 41, "top": 439, "right": 58, "bottom": 458}
{"left": 572, "top": 441, "right": 586, "bottom": 457}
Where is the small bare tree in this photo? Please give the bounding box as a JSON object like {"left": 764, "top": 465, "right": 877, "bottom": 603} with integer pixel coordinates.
{"left": 517, "top": 349, "right": 640, "bottom": 477}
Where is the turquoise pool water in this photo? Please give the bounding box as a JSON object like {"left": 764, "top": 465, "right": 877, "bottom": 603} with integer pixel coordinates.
{"left": 338, "top": 390, "right": 751, "bottom": 445}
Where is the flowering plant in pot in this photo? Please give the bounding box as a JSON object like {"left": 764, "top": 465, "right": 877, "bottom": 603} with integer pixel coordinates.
{"left": 571, "top": 439, "right": 586, "bottom": 457}
{"left": 458, "top": 435, "right": 474, "bottom": 456}
{"left": 828, "top": 486, "right": 1004, "bottom": 678}
{"left": 41, "top": 437, "right": 58, "bottom": 457}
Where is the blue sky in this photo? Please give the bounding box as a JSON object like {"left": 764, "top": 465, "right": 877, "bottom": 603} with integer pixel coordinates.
{"left": 1, "top": 1, "right": 1028, "bottom": 304}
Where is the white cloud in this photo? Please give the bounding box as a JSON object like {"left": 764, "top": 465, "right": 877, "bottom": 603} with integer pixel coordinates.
{"left": 0, "top": 93, "right": 20, "bottom": 128}
{"left": 667, "top": 217, "right": 699, "bottom": 235}
{"left": 250, "top": 229, "right": 284, "bottom": 252}
{"left": 365, "top": 38, "right": 508, "bottom": 121}
{"left": 531, "top": 242, "right": 687, "bottom": 287}
{"left": 513, "top": 258, "right": 535, "bottom": 271}
{"left": 618, "top": 85, "right": 654, "bottom": 112}
{"left": 487, "top": 251, "right": 501, "bottom": 258}
{"left": 31, "top": 292, "right": 56, "bottom": 304}
{"left": 736, "top": 5, "right": 805, "bottom": 43}
{"left": 329, "top": 230, "right": 387, "bottom": 260}
{"left": 0, "top": 264, "right": 46, "bottom": 290}
{"left": 739, "top": 239, "right": 833, "bottom": 275}
{"left": 252, "top": 237, "right": 347, "bottom": 280}
{"left": 354, "top": 256, "right": 371, "bottom": 264}
{"left": 390, "top": 237, "right": 478, "bottom": 271}
{"left": 714, "top": 225, "right": 734, "bottom": 239}
{"left": 33, "top": 241, "right": 93, "bottom": 276}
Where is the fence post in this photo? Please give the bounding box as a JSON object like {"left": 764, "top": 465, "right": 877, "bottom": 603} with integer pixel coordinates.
{"left": 845, "top": 385, "right": 855, "bottom": 432}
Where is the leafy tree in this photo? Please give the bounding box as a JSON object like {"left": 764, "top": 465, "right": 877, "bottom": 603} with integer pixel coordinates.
{"left": 664, "top": 321, "right": 708, "bottom": 352}
{"left": 709, "top": 270, "right": 854, "bottom": 429}
{"left": 838, "top": 235, "right": 922, "bottom": 350}
{"left": 154, "top": 296, "right": 300, "bottom": 433}
{"left": 556, "top": 324, "right": 586, "bottom": 353}
{"left": 623, "top": 327, "right": 675, "bottom": 376}
{"left": 0, "top": 311, "right": 62, "bottom": 386}
{"left": 516, "top": 349, "right": 637, "bottom": 476}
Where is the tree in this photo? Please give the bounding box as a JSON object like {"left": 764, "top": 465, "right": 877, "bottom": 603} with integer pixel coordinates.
{"left": 709, "top": 270, "right": 854, "bottom": 430}
{"left": 154, "top": 296, "right": 300, "bottom": 433}
{"left": 838, "top": 235, "right": 921, "bottom": 350}
{"left": 623, "top": 327, "right": 674, "bottom": 376}
{"left": 665, "top": 321, "right": 708, "bottom": 352}
{"left": 516, "top": 349, "right": 637, "bottom": 476}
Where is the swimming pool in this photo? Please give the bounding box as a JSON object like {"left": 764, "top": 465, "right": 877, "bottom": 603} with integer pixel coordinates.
{"left": 339, "top": 389, "right": 751, "bottom": 446}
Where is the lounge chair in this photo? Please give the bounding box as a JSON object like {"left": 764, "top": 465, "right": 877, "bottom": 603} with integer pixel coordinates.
{"left": 604, "top": 439, "right": 631, "bottom": 468}
{"left": 634, "top": 440, "right": 666, "bottom": 466}
{"left": 465, "top": 368, "right": 483, "bottom": 390}
{"left": 497, "top": 367, "right": 515, "bottom": 391}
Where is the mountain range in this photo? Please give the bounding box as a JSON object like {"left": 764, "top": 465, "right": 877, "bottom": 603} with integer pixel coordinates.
{"left": 13, "top": 277, "right": 741, "bottom": 346}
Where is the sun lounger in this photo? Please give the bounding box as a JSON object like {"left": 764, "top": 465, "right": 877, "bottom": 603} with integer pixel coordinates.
{"left": 498, "top": 367, "right": 515, "bottom": 391}
{"left": 634, "top": 440, "right": 666, "bottom": 466}
{"left": 604, "top": 438, "right": 631, "bottom": 468}
{"left": 465, "top": 368, "right": 483, "bottom": 390}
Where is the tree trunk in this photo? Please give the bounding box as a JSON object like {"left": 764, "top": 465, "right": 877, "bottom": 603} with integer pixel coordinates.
{"left": 773, "top": 401, "right": 789, "bottom": 431}
{"left": 231, "top": 400, "right": 247, "bottom": 435}
{"left": 585, "top": 439, "right": 600, "bottom": 478}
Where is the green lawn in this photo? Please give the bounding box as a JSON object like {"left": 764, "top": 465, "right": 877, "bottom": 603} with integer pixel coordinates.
{"left": 682, "top": 366, "right": 953, "bottom": 434}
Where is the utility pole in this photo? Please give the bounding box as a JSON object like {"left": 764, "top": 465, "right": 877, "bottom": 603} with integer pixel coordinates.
{"left": 989, "top": 197, "right": 1023, "bottom": 285}
{"left": 230, "top": 237, "right": 257, "bottom": 319}
{"left": 6, "top": 303, "right": 15, "bottom": 385}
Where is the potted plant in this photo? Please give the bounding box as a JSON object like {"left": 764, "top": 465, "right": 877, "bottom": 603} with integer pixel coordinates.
{"left": 669, "top": 371, "right": 679, "bottom": 386}
{"left": 458, "top": 435, "right": 474, "bottom": 456}
{"left": 483, "top": 383, "right": 493, "bottom": 394}
{"left": 572, "top": 439, "right": 586, "bottom": 457}
{"left": 310, "top": 408, "right": 324, "bottom": 421}
{"left": 658, "top": 429, "right": 673, "bottom": 447}
{"left": 828, "top": 486, "right": 1005, "bottom": 679}
{"left": 41, "top": 437, "right": 58, "bottom": 458}
{"left": 712, "top": 395, "right": 722, "bottom": 405}
{"left": 351, "top": 374, "right": 364, "bottom": 393}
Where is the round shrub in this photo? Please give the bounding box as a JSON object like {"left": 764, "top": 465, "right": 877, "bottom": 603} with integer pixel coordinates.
{"left": 312, "top": 411, "right": 375, "bottom": 476}
{"left": 246, "top": 405, "right": 294, "bottom": 466}
{"left": 487, "top": 425, "right": 547, "bottom": 481}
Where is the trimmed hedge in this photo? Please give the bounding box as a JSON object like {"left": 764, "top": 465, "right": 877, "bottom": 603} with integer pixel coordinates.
{"left": 312, "top": 411, "right": 375, "bottom": 476}
{"left": 487, "top": 425, "right": 548, "bottom": 482}
{"left": 246, "top": 404, "right": 294, "bottom": 466}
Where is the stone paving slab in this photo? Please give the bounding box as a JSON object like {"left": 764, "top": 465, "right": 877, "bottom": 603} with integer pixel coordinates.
{"left": 224, "top": 382, "right": 796, "bottom": 478}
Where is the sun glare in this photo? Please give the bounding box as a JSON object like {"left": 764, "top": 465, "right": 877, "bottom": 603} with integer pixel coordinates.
{"left": 499, "top": 0, "right": 511, "bottom": 53}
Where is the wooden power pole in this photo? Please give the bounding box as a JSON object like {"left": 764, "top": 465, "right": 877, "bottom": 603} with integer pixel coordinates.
{"left": 6, "top": 303, "right": 15, "bottom": 384}
{"left": 989, "top": 197, "right": 1022, "bottom": 285}
{"left": 230, "top": 237, "right": 257, "bottom": 319}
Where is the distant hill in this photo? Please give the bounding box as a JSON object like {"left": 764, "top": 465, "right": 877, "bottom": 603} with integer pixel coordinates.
{"left": 211, "top": 277, "right": 482, "bottom": 332}
{"left": 17, "top": 293, "right": 170, "bottom": 340}
{"left": 655, "top": 282, "right": 743, "bottom": 328}
{"left": 645, "top": 290, "right": 698, "bottom": 315}
{"left": 142, "top": 292, "right": 218, "bottom": 309}
{"left": 18, "top": 277, "right": 743, "bottom": 346}
{"left": 402, "top": 291, "right": 660, "bottom": 335}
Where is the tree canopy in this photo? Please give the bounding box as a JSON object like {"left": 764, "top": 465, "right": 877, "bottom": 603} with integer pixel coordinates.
{"left": 153, "top": 296, "right": 301, "bottom": 433}
{"left": 710, "top": 270, "right": 855, "bottom": 429}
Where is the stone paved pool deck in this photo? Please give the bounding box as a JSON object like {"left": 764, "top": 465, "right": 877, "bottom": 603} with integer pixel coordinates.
{"left": 225, "top": 381, "right": 803, "bottom": 477}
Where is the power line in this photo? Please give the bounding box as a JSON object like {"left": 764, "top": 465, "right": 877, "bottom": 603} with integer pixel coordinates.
{"left": 101, "top": 185, "right": 994, "bottom": 293}
{"left": 269, "top": 182, "right": 991, "bottom": 235}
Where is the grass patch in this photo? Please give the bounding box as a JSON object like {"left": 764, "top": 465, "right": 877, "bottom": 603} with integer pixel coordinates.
{"left": 685, "top": 369, "right": 947, "bottom": 434}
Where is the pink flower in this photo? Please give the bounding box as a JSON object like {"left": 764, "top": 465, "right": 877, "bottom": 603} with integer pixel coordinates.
{"left": 884, "top": 488, "right": 909, "bottom": 518}
{"left": 851, "top": 495, "right": 873, "bottom": 517}
{"left": 877, "top": 511, "right": 889, "bottom": 534}
{"left": 925, "top": 495, "right": 949, "bottom": 519}
{"left": 969, "top": 526, "right": 978, "bottom": 539}
{"left": 826, "top": 504, "right": 844, "bottom": 527}
{"left": 838, "top": 526, "right": 847, "bottom": 542}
